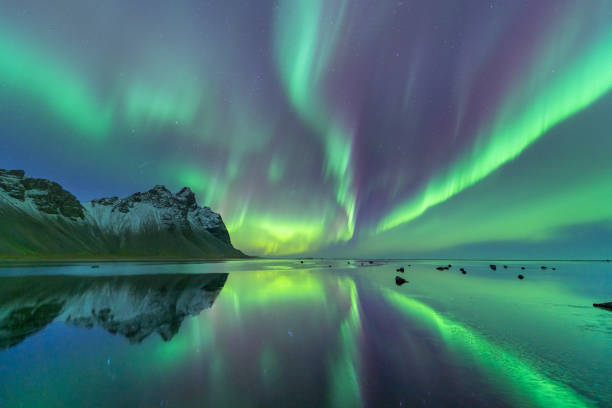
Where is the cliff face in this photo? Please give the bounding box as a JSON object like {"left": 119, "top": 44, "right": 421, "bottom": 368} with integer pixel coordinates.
{"left": 0, "top": 169, "right": 245, "bottom": 258}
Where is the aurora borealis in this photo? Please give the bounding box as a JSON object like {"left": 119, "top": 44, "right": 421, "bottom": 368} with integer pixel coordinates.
{"left": 3, "top": 0, "right": 612, "bottom": 257}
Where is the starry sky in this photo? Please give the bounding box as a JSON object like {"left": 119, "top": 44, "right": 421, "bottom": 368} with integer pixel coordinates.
{"left": 2, "top": 0, "right": 612, "bottom": 258}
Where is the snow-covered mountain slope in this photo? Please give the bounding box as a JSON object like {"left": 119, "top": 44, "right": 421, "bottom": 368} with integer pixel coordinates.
{"left": 0, "top": 273, "right": 228, "bottom": 348}
{"left": 0, "top": 169, "right": 245, "bottom": 258}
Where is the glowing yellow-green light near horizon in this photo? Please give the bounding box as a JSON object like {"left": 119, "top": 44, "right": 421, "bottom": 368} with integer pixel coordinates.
{"left": 232, "top": 218, "right": 326, "bottom": 255}
{"left": 384, "top": 290, "right": 593, "bottom": 408}
{"left": 379, "top": 23, "right": 612, "bottom": 233}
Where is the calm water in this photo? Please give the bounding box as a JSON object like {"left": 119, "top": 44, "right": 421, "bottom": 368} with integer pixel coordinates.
{"left": 0, "top": 259, "right": 610, "bottom": 407}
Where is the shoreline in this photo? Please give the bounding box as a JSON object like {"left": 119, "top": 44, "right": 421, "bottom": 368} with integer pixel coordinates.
{"left": 0, "top": 255, "right": 254, "bottom": 267}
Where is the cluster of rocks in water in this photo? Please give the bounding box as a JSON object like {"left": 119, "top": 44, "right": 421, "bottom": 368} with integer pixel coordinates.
{"left": 301, "top": 259, "right": 611, "bottom": 310}
{"left": 390, "top": 262, "right": 564, "bottom": 286}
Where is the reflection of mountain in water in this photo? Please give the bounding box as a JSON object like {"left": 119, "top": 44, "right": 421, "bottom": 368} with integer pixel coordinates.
{"left": 0, "top": 273, "right": 228, "bottom": 349}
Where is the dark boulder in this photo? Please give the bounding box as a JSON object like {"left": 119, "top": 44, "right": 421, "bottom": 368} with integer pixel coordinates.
{"left": 490, "top": 264, "right": 497, "bottom": 271}
{"left": 521, "top": 267, "right": 525, "bottom": 270}
{"left": 593, "top": 302, "right": 612, "bottom": 311}
{"left": 518, "top": 274, "right": 524, "bottom": 280}
{"left": 460, "top": 268, "right": 466, "bottom": 274}
{"left": 540, "top": 266, "right": 547, "bottom": 270}
{"left": 395, "top": 276, "right": 408, "bottom": 286}
{"left": 397, "top": 267, "right": 405, "bottom": 273}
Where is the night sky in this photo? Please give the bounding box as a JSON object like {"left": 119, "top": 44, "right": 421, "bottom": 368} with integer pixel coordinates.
{"left": 2, "top": 0, "right": 612, "bottom": 258}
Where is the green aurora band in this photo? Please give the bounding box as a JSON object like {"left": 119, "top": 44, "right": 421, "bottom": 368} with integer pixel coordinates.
{"left": 0, "top": 34, "right": 112, "bottom": 138}
{"left": 379, "top": 13, "right": 612, "bottom": 233}
{"left": 274, "top": 0, "right": 356, "bottom": 243}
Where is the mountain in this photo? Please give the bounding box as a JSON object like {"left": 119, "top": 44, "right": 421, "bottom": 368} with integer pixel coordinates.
{"left": 0, "top": 169, "right": 245, "bottom": 259}
{"left": 0, "top": 273, "right": 228, "bottom": 349}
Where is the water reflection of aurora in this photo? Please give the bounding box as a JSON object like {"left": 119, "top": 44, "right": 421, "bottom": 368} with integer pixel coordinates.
{"left": 383, "top": 290, "right": 593, "bottom": 408}
{"left": 142, "top": 271, "right": 364, "bottom": 407}
{"left": 142, "top": 269, "right": 595, "bottom": 408}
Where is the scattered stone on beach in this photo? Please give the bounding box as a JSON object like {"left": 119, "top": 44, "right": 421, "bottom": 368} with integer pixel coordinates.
{"left": 490, "top": 264, "right": 497, "bottom": 270}
{"left": 397, "top": 267, "right": 405, "bottom": 273}
{"left": 300, "top": 260, "right": 304, "bottom": 264}
{"left": 91, "top": 265, "right": 99, "bottom": 269}
{"left": 541, "top": 266, "right": 547, "bottom": 270}
{"left": 347, "top": 261, "right": 350, "bottom": 264}
{"left": 328, "top": 265, "right": 332, "bottom": 268}
{"left": 503, "top": 265, "right": 508, "bottom": 269}
{"left": 369, "top": 261, "right": 374, "bottom": 264}
{"left": 593, "top": 302, "right": 612, "bottom": 311}
{"left": 552, "top": 267, "right": 556, "bottom": 270}
{"left": 395, "top": 276, "right": 408, "bottom": 286}
{"left": 521, "top": 266, "right": 525, "bottom": 270}
{"left": 447, "top": 264, "right": 452, "bottom": 268}
{"left": 460, "top": 268, "right": 466, "bottom": 274}
{"left": 518, "top": 274, "right": 524, "bottom": 280}
{"left": 436, "top": 266, "right": 448, "bottom": 271}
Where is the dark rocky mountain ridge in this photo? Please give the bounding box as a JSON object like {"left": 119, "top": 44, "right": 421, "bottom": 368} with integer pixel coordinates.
{"left": 0, "top": 169, "right": 245, "bottom": 259}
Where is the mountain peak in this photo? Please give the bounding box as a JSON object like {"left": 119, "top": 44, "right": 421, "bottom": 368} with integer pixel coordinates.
{"left": 176, "top": 187, "right": 196, "bottom": 207}
{"left": 0, "top": 168, "right": 84, "bottom": 219}
{"left": 0, "top": 170, "right": 245, "bottom": 258}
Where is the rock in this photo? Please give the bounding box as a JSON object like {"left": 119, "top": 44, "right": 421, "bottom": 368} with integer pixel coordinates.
{"left": 397, "top": 267, "right": 405, "bottom": 273}
{"left": 490, "top": 264, "right": 497, "bottom": 270}
{"left": 91, "top": 265, "right": 99, "bottom": 269}
{"left": 395, "top": 276, "right": 408, "bottom": 286}
{"left": 521, "top": 267, "right": 525, "bottom": 270}
{"left": 347, "top": 261, "right": 350, "bottom": 264}
{"left": 447, "top": 264, "right": 452, "bottom": 268}
{"left": 436, "top": 266, "right": 447, "bottom": 271}
{"left": 518, "top": 274, "right": 524, "bottom": 280}
{"left": 541, "top": 266, "right": 547, "bottom": 270}
{"left": 593, "top": 302, "right": 612, "bottom": 311}
{"left": 369, "top": 261, "right": 374, "bottom": 264}
{"left": 552, "top": 267, "right": 556, "bottom": 270}
{"left": 328, "top": 265, "right": 332, "bottom": 268}
{"left": 300, "top": 260, "right": 304, "bottom": 263}
{"left": 460, "top": 268, "right": 466, "bottom": 274}
{"left": 503, "top": 265, "right": 508, "bottom": 269}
